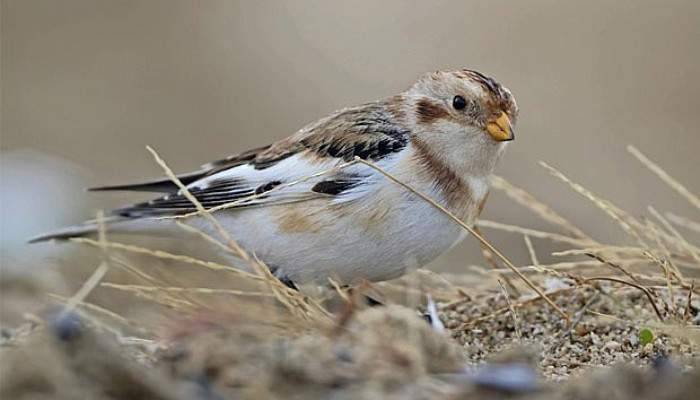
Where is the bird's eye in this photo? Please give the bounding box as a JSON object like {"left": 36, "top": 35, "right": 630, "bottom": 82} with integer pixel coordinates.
{"left": 452, "top": 95, "right": 467, "bottom": 110}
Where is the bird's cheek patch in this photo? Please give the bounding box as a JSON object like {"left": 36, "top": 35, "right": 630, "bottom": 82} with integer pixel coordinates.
{"left": 415, "top": 99, "right": 449, "bottom": 124}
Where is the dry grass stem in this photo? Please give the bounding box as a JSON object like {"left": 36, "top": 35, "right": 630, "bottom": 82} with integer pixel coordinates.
{"left": 666, "top": 212, "right": 700, "bottom": 234}
{"left": 490, "top": 259, "right": 657, "bottom": 278}
{"left": 111, "top": 256, "right": 162, "bottom": 285}
{"left": 146, "top": 146, "right": 251, "bottom": 261}
{"left": 583, "top": 276, "right": 664, "bottom": 321}
{"left": 497, "top": 279, "right": 521, "bottom": 338}
{"left": 328, "top": 278, "right": 351, "bottom": 303}
{"left": 649, "top": 206, "right": 700, "bottom": 264}
{"left": 553, "top": 246, "right": 652, "bottom": 258}
{"left": 491, "top": 175, "right": 593, "bottom": 241}
{"left": 110, "top": 255, "right": 205, "bottom": 311}
{"left": 583, "top": 252, "right": 643, "bottom": 284}
{"left": 175, "top": 220, "right": 239, "bottom": 255}
{"left": 60, "top": 211, "right": 111, "bottom": 317}
{"left": 627, "top": 145, "right": 700, "bottom": 210}
{"left": 540, "top": 161, "right": 648, "bottom": 247}
{"left": 101, "top": 283, "right": 276, "bottom": 298}
{"left": 71, "top": 237, "right": 263, "bottom": 280}
{"left": 250, "top": 254, "right": 333, "bottom": 324}
{"left": 477, "top": 219, "right": 589, "bottom": 247}
{"left": 645, "top": 219, "right": 681, "bottom": 306}
{"left": 473, "top": 226, "right": 520, "bottom": 296}
{"left": 48, "top": 294, "right": 137, "bottom": 331}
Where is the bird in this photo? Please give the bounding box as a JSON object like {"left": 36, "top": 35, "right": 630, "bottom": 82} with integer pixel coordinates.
{"left": 31, "top": 68, "right": 518, "bottom": 288}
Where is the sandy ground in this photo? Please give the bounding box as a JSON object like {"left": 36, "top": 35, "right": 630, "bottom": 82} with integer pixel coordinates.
{"left": 0, "top": 266, "right": 698, "bottom": 400}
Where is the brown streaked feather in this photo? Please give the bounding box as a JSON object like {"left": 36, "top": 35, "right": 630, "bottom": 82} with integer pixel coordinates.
{"left": 251, "top": 98, "right": 410, "bottom": 166}
{"left": 89, "top": 100, "right": 410, "bottom": 194}
{"left": 456, "top": 69, "right": 501, "bottom": 96}
{"left": 455, "top": 69, "right": 518, "bottom": 120}
{"left": 415, "top": 99, "right": 449, "bottom": 124}
{"left": 204, "top": 144, "right": 284, "bottom": 171}
{"left": 411, "top": 137, "right": 472, "bottom": 213}
{"left": 293, "top": 100, "right": 410, "bottom": 162}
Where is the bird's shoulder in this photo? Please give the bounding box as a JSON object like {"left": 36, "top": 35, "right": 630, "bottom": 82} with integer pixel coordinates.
{"left": 206, "top": 96, "right": 411, "bottom": 174}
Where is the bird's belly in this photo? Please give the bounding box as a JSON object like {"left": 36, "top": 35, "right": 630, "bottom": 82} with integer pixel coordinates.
{"left": 218, "top": 192, "right": 473, "bottom": 285}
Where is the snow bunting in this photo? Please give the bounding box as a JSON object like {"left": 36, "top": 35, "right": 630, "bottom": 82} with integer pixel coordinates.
{"left": 32, "top": 69, "right": 517, "bottom": 287}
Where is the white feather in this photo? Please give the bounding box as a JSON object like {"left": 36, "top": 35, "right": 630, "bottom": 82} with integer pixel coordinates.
{"left": 176, "top": 145, "right": 486, "bottom": 285}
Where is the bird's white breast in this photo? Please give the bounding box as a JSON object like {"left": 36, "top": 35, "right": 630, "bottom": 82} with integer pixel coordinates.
{"left": 203, "top": 149, "right": 489, "bottom": 285}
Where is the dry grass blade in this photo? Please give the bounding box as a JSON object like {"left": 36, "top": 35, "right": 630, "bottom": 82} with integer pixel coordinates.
{"left": 540, "top": 161, "right": 648, "bottom": 246}
{"left": 539, "top": 161, "right": 692, "bottom": 255}
{"left": 63, "top": 262, "right": 110, "bottom": 315}
{"left": 523, "top": 234, "right": 540, "bottom": 266}
{"left": 477, "top": 220, "right": 591, "bottom": 247}
{"left": 61, "top": 211, "right": 111, "bottom": 317}
{"left": 354, "top": 157, "right": 570, "bottom": 321}
{"left": 666, "top": 212, "right": 700, "bottom": 234}
{"left": 49, "top": 294, "right": 136, "bottom": 330}
{"left": 491, "top": 175, "right": 593, "bottom": 241}
{"left": 249, "top": 253, "right": 333, "bottom": 324}
{"left": 491, "top": 259, "right": 656, "bottom": 277}
{"left": 634, "top": 274, "right": 698, "bottom": 293}
{"left": 111, "top": 255, "right": 162, "bottom": 285}
{"left": 110, "top": 255, "right": 205, "bottom": 311}
{"left": 101, "top": 283, "right": 275, "bottom": 298}
{"left": 473, "top": 225, "right": 520, "bottom": 296}
{"left": 77, "top": 235, "right": 329, "bottom": 322}
{"left": 110, "top": 287, "right": 195, "bottom": 310}
{"left": 583, "top": 276, "right": 664, "bottom": 321}
{"left": 645, "top": 218, "right": 684, "bottom": 316}
{"left": 497, "top": 279, "right": 521, "bottom": 339}
{"left": 627, "top": 145, "right": 700, "bottom": 210}
{"left": 522, "top": 234, "right": 567, "bottom": 279}
{"left": 146, "top": 146, "right": 251, "bottom": 261}
{"left": 584, "top": 252, "right": 643, "bottom": 284}
{"left": 147, "top": 146, "right": 338, "bottom": 324}
{"left": 70, "top": 237, "right": 264, "bottom": 281}
{"left": 553, "top": 246, "right": 646, "bottom": 257}
{"left": 328, "top": 278, "right": 351, "bottom": 303}
{"left": 175, "top": 220, "right": 239, "bottom": 255}
{"left": 649, "top": 206, "right": 700, "bottom": 264}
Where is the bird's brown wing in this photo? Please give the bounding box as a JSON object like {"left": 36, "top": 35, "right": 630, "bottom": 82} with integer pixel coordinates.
{"left": 90, "top": 100, "right": 409, "bottom": 197}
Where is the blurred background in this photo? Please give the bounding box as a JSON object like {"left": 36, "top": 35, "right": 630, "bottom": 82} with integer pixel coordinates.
{"left": 2, "top": 0, "right": 699, "bottom": 276}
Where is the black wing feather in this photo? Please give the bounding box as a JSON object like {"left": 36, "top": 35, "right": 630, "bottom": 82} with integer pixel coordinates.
{"left": 112, "top": 181, "right": 281, "bottom": 218}
{"left": 89, "top": 145, "right": 272, "bottom": 193}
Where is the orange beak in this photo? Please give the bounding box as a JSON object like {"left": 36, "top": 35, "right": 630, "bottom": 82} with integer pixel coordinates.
{"left": 486, "top": 112, "right": 514, "bottom": 142}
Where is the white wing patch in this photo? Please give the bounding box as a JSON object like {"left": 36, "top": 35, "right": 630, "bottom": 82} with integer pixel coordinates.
{"left": 115, "top": 151, "right": 403, "bottom": 217}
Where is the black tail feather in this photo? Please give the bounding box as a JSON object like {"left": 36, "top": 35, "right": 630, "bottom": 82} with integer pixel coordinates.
{"left": 88, "top": 171, "right": 206, "bottom": 193}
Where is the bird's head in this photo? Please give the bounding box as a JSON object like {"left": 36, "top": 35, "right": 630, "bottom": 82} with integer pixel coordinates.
{"left": 407, "top": 68, "right": 518, "bottom": 143}
{"left": 400, "top": 68, "right": 518, "bottom": 175}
